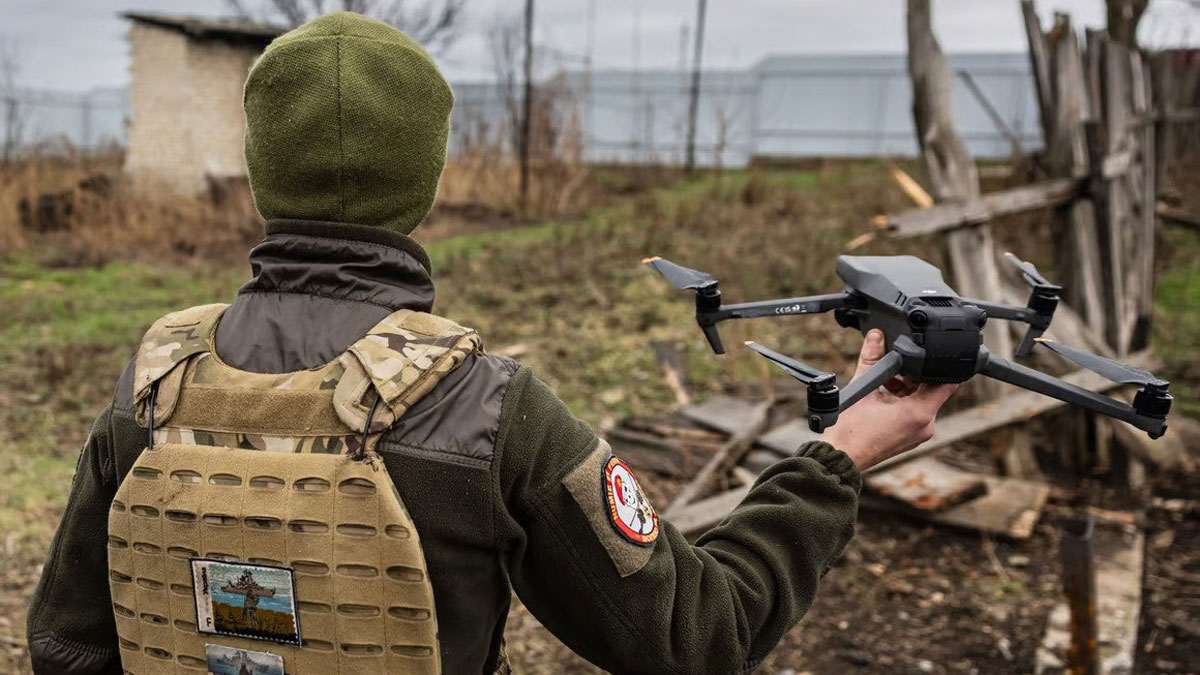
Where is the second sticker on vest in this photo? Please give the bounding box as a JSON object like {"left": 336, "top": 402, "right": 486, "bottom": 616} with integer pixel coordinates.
{"left": 191, "top": 558, "right": 301, "bottom": 645}
{"left": 205, "top": 644, "right": 284, "bottom": 675}
{"left": 602, "top": 455, "right": 659, "bottom": 546}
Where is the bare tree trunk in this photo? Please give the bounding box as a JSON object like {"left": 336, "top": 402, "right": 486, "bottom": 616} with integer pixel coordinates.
{"left": 906, "top": 0, "right": 1012, "bottom": 361}
{"left": 1106, "top": 0, "right": 1149, "bottom": 49}
{"left": 684, "top": 0, "right": 708, "bottom": 173}
{"left": 519, "top": 0, "right": 534, "bottom": 212}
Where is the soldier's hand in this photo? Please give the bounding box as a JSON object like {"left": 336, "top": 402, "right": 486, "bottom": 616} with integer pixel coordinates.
{"left": 822, "top": 329, "right": 958, "bottom": 471}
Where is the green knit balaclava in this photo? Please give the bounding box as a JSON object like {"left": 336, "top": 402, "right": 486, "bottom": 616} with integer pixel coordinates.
{"left": 243, "top": 12, "right": 454, "bottom": 235}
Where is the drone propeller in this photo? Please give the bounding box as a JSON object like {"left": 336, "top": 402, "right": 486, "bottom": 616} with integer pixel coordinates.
{"left": 1004, "top": 252, "right": 1060, "bottom": 291}
{"left": 744, "top": 341, "right": 836, "bottom": 388}
{"left": 644, "top": 256, "right": 726, "bottom": 353}
{"left": 1034, "top": 339, "right": 1166, "bottom": 387}
{"left": 746, "top": 341, "right": 842, "bottom": 431}
{"left": 642, "top": 256, "right": 717, "bottom": 291}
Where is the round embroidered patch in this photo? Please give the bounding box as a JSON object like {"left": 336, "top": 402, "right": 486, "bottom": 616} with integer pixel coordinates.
{"left": 602, "top": 456, "right": 659, "bottom": 546}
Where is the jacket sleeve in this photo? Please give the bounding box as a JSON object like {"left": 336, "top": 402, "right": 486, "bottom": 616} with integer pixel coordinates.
{"left": 492, "top": 367, "right": 862, "bottom": 675}
{"left": 26, "top": 401, "right": 131, "bottom": 675}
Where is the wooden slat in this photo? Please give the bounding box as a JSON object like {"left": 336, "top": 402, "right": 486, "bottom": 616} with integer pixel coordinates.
{"left": 669, "top": 485, "right": 752, "bottom": 536}
{"left": 605, "top": 428, "right": 691, "bottom": 478}
{"left": 1021, "top": 0, "right": 1054, "bottom": 135}
{"left": 672, "top": 472, "right": 1047, "bottom": 539}
{"left": 879, "top": 178, "right": 1083, "bottom": 237}
{"left": 680, "top": 396, "right": 769, "bottom": 437}
{"left": 667, "top": 399, "right": 772, "bottom": 514}
{"left": 910, "top": 476, "right": 1048, "bottom": 538}
{"left": 864, "top": 456, "right": 988, "bottom": 511}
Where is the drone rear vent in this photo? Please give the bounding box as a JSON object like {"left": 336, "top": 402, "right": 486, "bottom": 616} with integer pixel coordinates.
{"left": 923, "top": 297, "right": 954, "bottom": 307}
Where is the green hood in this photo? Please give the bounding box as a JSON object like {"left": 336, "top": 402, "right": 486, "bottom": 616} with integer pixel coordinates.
{"left": 243, "top": 11, "right": 454, "bottom": 235}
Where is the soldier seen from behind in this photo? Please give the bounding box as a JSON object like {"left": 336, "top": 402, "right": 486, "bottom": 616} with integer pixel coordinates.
{"left": 27, "top": 11, "right": 958, "bottom": 675}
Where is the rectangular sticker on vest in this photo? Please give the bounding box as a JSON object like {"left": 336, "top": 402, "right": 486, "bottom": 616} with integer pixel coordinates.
{"left": 204, "top": 644, "right": 285, "bottom": 675}
{"left": 190, "top": 558, "right": 302, "bottom": 645}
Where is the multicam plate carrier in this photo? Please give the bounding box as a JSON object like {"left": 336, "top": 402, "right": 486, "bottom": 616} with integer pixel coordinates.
{"left": 108, "top": 303, "right": 481, "bottom": 674}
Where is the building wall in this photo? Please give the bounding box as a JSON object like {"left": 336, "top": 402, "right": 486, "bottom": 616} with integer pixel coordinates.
{"left": 124, "top": 23, "right": 260, "bottom": 194}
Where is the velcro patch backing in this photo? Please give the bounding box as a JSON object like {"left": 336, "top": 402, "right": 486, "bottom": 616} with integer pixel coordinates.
{"left": 563, "top": 440, "right": 657, "bottom": 577}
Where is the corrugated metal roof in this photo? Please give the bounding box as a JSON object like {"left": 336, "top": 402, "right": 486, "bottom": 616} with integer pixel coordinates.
{"left": 121, "top": 12, "right": 284, "bottom": 44}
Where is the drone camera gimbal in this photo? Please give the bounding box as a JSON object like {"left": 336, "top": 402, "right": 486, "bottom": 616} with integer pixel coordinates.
{"left": 644, "top": 253, "right": 1171, "bottom": 438}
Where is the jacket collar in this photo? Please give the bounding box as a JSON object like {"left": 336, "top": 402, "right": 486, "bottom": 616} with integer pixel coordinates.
{"left": 240, "top": 219, "right": 435, "bottom": 312}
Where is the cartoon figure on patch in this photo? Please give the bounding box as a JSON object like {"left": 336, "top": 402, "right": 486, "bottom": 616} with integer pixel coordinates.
{"left": 603, "top": 456, "right": 659, "bottom": 545}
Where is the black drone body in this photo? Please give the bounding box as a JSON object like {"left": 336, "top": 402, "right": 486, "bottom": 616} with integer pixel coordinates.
{"left": 644, "top": 253, "right": 1171, "bottom": 438}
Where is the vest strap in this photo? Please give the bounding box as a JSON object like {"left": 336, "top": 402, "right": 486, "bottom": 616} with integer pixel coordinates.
{"left": 133, "top": 303, "right": 228, "bottom": 427}
{"left": 334, "top": 309, "right": 482, "bottom": 432}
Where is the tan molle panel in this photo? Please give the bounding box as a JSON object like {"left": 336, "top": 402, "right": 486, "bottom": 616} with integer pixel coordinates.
{"left": 109, "top": 443, "right": 441, "bottom": 674}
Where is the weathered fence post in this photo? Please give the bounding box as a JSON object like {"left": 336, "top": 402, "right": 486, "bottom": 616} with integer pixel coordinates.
{"left": 906, "top": 0, "right": 1012, "bottom": 363}
{"left": 1060, "top": 515, "right": 1099, "bottom": 675}
{"left": 1022, "top": 4, "right": 1108, "bottom": 337}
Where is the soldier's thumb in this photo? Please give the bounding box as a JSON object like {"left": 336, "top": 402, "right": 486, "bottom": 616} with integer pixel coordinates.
{"left": 852, "top": 329, "right": 886, "bottom": 380}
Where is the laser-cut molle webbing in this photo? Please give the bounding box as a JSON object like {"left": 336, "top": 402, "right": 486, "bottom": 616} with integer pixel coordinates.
{"left": 111, "top": 304, "right": 484, "bottom": 674}
{"left": 108, "top": 444, "right": 440, "bottom": 674}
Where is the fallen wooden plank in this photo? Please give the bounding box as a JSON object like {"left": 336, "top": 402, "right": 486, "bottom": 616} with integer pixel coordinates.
{"left": 680, "top": 395, "right": 769, "bottom": 437}
{"left": 878, "top": 177, "right": 1083, "bottom": 238}
{"left": 667, "top": 398, "right": 773, "bottom": 515}
{"left": 605, "top": 428, "right": 690, "bottom": 477}
{"left": 669, "top": 484, "right": 752, "bottom": 536}
{"left": 887, "top": 161, "right": 934, "bottom": 208}
{"left": 1158, "top": 202, "right": 1200, "bottom": 231}
{"left": 865, "top": 456, "right": 988, "bottom": 511}
{"left": 1036, "top": 524, "right": 1144, "bottom": 675}
{"left": 912, "top": 475, "right": 1048, "bottom": 539}
{"left": 672, "top": 473, "right": 1047, "bottom": 539}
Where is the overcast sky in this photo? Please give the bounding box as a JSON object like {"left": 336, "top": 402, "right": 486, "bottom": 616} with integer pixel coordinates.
{"left": 3, "top": 0, "right": 1198, "bottom": 92}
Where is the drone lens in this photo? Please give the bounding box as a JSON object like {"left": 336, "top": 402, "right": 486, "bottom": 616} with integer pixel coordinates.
{"left": 908, "top": 310, "right": 929, "bottom": 328}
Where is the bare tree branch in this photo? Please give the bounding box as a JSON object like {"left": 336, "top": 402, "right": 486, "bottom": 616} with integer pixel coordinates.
{"left": 226, "top": 0, "right": 467, "bottom": 53}
{"left": 0, "top": 40, "right": 27, "bottom": 165}
{"left": 1107, "top": 0, "right": 1151, "bottom": 48}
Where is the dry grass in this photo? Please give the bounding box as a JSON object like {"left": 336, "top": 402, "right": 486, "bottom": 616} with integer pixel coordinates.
{"left": 0, "top": 146, "right": 261, "bottom": 266}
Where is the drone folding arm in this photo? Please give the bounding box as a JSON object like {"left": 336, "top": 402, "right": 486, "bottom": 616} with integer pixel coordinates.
{"left": 745, "top": 342, "right": 903, "bottom": 433}
{"left": 980, "top": 339, "right": 1172, "bottom": 438}
{"left": 962, "top": 253, "right": 1061, "bottom": 357}
{"left": 642, "top": 256, "right": 849, "bottom": 353}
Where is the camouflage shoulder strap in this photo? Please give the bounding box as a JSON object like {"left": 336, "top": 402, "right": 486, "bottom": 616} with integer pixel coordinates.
{"left": 132, "top": 303, "right": 228, "bottom": 426}
{"left": 333, "top": 309, "right": 483, "bottom": 434}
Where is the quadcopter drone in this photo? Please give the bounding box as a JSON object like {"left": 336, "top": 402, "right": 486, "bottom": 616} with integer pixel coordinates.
{"left": 644, "top": 253, "right": 1171, "bottom": 439}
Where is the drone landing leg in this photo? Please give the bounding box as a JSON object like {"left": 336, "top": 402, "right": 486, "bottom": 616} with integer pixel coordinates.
{"left": 981, "top": 354, "right": 1165, "bottom": 437}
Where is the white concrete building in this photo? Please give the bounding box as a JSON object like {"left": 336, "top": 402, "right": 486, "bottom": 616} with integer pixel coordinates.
{"left": 122, "top": 13, "right": 281, "bottom": 194}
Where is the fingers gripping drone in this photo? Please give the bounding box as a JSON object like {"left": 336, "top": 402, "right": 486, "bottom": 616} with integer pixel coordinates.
{"left": 644, "top": 254, "right": 1171, "bottom": 438}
